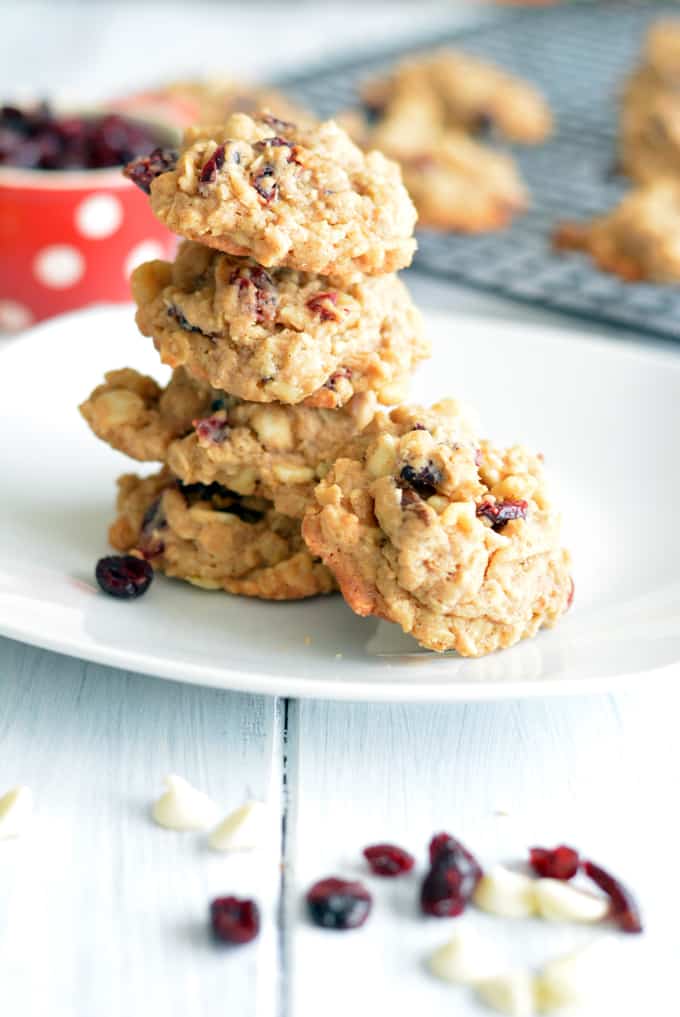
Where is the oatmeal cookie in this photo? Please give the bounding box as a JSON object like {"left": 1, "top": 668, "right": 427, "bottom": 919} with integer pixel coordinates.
{"left": 347, "top": 92, "right": 527, "bottom": 230}
{"left": 388, "top": 129, "right": 527, "bottom": 232}
{"left": 302, "top": 401, "right": 571, "bottom": 656}
{"left": 167, "top": 390, "right": 375, "bottom": 518}
{"left": 110, "top": 469, "right": 336, "bottom": 601}
{"left": 132, "top": 242, "right": 425, "bottom": 405}
{"left": 80, "top": 366, "right": 213, "bottom": 461}
{"left": 81, "top": 366, "right": 377, "bottom": 518}
{"left": 553, "top": 181, "right": 680, "bottom": 283}
{"left": 116, "top": 77, "right": 308, "bottom": 131}
{"left": 620, "top": 23, "right": 680, "bottom": 182}
{"left": 130, "top": 112, "right": 417, "bottom": 277}
{"left": 362, "top": 49, "right": 552, "bottom": 144}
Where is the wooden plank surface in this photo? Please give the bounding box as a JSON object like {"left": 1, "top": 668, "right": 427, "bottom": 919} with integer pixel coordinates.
{"left": 0, "top": 638, "right": 281, "bottom": 1017}
{"left": 287, "top": 694, "right": 677, "bottom": 1016}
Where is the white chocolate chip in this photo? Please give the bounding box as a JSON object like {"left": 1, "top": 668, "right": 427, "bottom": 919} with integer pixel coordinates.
{"left": 151, "top": 775, "right": 219, "bottom": 831}
{"left": 271, "top": 463, "right": 316, "bottom": 485}
{"left": 188, "top": 506, "right": 237, "bottom": 524}
{"left": 474, "top": 866, "right": 537, "bottom": 918}
{"left": 208, "top": 800, "right": 266, "bottom": 852}
{"left": 535, "top": 941, "right": 610, "bottom": 1013}
{"left": 0, "top": 785, "right": 34, "bottom": 839}
{"left": 429, "top": 927, "right": 502, "bottom": 985}
{"left": 534, "top": 878, "right": 608, "bottom": 924}
{"left": 366, "top": 435, "right": 398, "bottom": 478}
{"left": 476, "top": 970, "right": 536, "bottom": 1017}
{"left": 250, "top": 406, "right": 294, "bottom": 450}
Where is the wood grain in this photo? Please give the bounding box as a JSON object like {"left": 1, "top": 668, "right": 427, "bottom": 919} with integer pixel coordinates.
{"left": 0, "top": 638, "right": 281, "bottom": 1017}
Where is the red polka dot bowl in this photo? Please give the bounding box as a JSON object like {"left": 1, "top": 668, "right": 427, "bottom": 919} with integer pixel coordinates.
{"left": 0, "top": 162, "right": 176, "bottom": 332}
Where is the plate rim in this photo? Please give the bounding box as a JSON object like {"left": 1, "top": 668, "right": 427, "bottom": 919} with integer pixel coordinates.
{"left": 1, "top": 302, "right": 679, "bottom": 702}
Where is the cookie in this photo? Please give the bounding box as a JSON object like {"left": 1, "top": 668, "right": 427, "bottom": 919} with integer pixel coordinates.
{"left": 131, "top": 242, "right": 426, "bottom": 405}
{"left": 81, "top": 366, "right": 377, "bottom": 518}
{"left": 362, "top": 49, "right": 552, "bottom": 144}
{"left": 110, "top": 469, "right": 336, "bottom": 601}
{"left": 619, "top": 23, "right": 680, "bottom": 183}
{"left": 117, "top": 77, "right": 309, "bottom": 130}
{"left": 128, "top": 112, "right": 417, "bottom": 277}
{"left": 80, "top": 366, "right": 213, "bottom": 461}
{"left": 380, "top": 127, "right": 527, "bottom": 232}
{"left": 553, "top": 181, "right": 680, "bottom": 283}
{"left": 302, "top": 400, "right": 571, "bottom": 656}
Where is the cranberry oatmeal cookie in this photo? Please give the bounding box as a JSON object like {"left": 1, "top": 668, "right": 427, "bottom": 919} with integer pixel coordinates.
{"left": 302, "top": 401, "right": 571, "bottom": 656}
{"left": 553, "top": 180, "right": 680, "bottom": 283}
{"left": 110, "top": 469, "right": 335, "bottom": 600}
{"left": 82, "top": 366, "right": 377, "bottom": 518}
{"left": 126, "top": 113, "right": 417, "bottom": 277}
{"left": 362, "top": 49, "right": 552, "bottom": 145}
{"left": 80, "top": 366, "right": 213, "bottom": 461}
{"left": 620, "top": 22, "right": 680, "bottom": 183}
{"left": 131, "top": 240, "right": 423, "bottom": 404}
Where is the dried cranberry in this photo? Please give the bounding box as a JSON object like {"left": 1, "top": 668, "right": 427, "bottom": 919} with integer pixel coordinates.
{"left": 363, "top": 843, "right": 415, "bottom": 877}
{"left": 251, "top": 163, "right": 277, "bottom": 202}
{"left": 262, "top": 114, "right": 296, "bottom": 132}
{"left": 529, "top": 845, "right": 580, "bottom": 880}
{"left": 421, "top": 834, "right": 483, "bottom": 917}
{"left": 199, "top": 144, "right": 226, "bottom": 186}
{"left": 139, "top": 498, "right": 166, "bottom": 559}
{"left": 399, "top": 463, "right": 442, "bottom": 499}
{"left": 567, "top": 577, "right": 575, "bottom": 609}
{"left": 167, "top": 305, "right": 205, "bottom": 334}
{"left": 582, "top": 860, "right": 642, "bottom": 934}
{"left": 194, "top": 414, "right": 229, "bottom": 444}
{"left": 0, "top": 104, "right": 165, "bottom": 171}
{"left": 95, "top": 555, "right": 153, "bottom": 599}
{"left": 324, "top": 367, "right": 351, "bottom": 391}
{"left": 476, "top": 498, "right": 528, "bottom": 530}
{"left": 306, "top": 292, "right": 341, "bottom": 322}
{"left": 230, "top": 265, "right": 277, "bottom": 323}
{"left": 210, "top": 896, "right": 260, "bottom": 944}
{"left": 123, "top": 146, "right": 178, "bottom": 192}
{"left": 307, "top": 877, "right": 372, "bottom": 930}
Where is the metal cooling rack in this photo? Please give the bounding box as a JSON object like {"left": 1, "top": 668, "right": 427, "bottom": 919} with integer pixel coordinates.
{"left": 275, "top": 4, "right": 680, "bottom": 341}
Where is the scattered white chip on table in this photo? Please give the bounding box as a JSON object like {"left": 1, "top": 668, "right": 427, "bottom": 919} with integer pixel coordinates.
{"left": 151, "top": 774, "right": 219, "bottom": 831}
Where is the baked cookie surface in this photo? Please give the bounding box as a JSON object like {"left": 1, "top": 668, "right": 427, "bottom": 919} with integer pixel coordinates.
{"left": 362, "top": 48, "right": 552, "bottom": 144}
{"left": 302, "top": 400, "right": 571, "bottom": 656}
{"left": 135, "top": 112, "right": 417, "bottom": 277}
{"left": 81, "top": 367, "right": 376, "bottom": 518}
{"left": 620, "top": 22, "right": 680, "bottom": 182}
{"left": 110, "top": 469, "right": 336, "bottom": 601}
{"left": 131, "top": 241, "right": 423, "bottom": 404}
{"left": 553, "top": 180, "right": 680, "bottom": 283}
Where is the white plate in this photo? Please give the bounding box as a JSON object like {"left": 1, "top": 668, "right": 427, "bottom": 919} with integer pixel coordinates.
{"left": 1, "top": 304, "right": 679, "bottom": 701}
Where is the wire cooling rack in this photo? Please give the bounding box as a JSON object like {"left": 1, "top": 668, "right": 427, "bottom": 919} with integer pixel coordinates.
{"left": 275, "top": 4, "right": 680, "bottom": 341}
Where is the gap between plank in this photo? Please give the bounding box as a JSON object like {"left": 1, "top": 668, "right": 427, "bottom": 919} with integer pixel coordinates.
{"left": 275, "top": 697, "right": 299, "bottom": 1017}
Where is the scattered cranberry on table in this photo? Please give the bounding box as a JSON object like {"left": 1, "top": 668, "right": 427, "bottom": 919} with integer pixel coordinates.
{"left": 95, "top": 555, "right": 153, "bottom": 599}
{"left": 210, "top": 896, "right": 260, "bottom": 945}
{"left": 529, "top": 844, "right": 580, "bottom": 880}
{"left": 0, "top": 104, "right": 165, "bottom": 171}
{"left": 582, "top": 859, "right": 643, "bottom": 934}
{"left": 306, "top": 877, "right": 372, "bottom": 930}
{"left": 421, "top": 833, "right": 483, "bottom": 917}
{"left": 363, "top": 843, "right": 415, "bottom": 877}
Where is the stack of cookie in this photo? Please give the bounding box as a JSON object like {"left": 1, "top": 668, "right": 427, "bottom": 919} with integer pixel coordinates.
{"left": 81, "top": 111, "right": 429, "bottom": 600}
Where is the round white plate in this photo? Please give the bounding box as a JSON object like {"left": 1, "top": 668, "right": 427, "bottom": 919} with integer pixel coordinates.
{"left": 1, "top": 304, "right": 678, "bottom": 701}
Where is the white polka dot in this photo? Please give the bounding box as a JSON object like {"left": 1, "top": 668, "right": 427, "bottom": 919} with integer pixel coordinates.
{"left": 0, "top": 300, "right": 33, "bottom": 332}
{"left": 34, "top": 245, "right": 84, "bottom": 289}
{"left": 124, "top": 240, "right": 165, "bottom": 279}
{"left": 75, "top": 193, "right": 123, "bottom": 239}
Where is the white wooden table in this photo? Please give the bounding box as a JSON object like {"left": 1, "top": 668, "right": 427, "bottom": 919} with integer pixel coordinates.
{"left": 1, "top": 5, "right": 678, "bottom": 1015}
